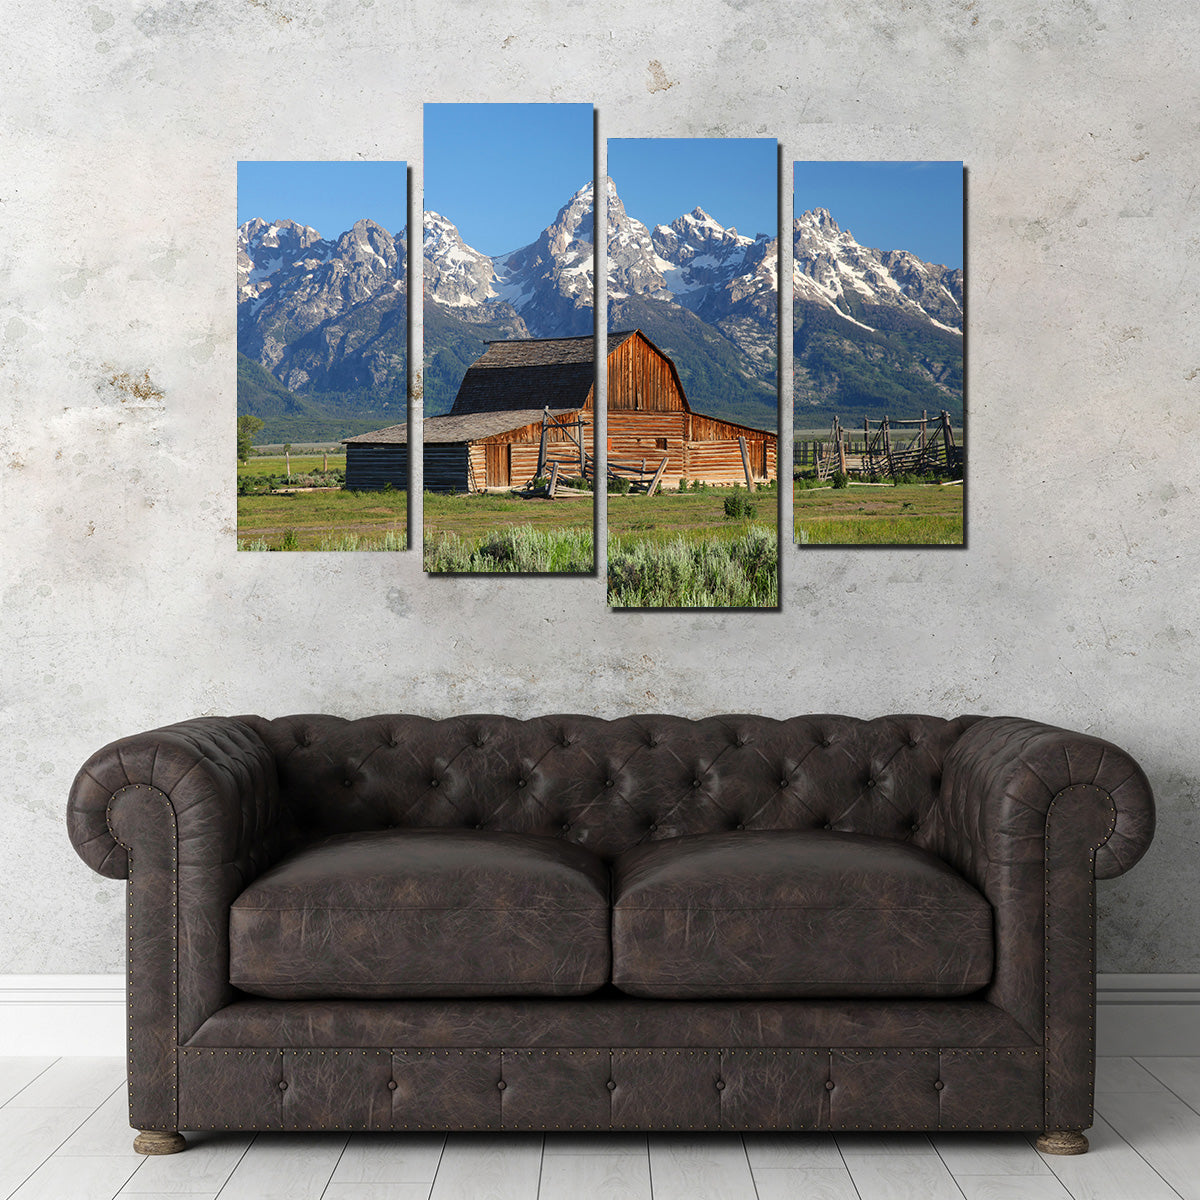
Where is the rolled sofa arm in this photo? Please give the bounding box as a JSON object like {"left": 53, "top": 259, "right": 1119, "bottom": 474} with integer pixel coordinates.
{"left": 66, "top": 717, "right": 286, "bottom": 1134}
{"left": 935, "top": 716, "right": 1155, "bottom": 1134}
{"left": 936, "top": 716, "right": 1155, "bottom": 884}
{"left": 68, "top": 716, "right": 284, "bottom": 881}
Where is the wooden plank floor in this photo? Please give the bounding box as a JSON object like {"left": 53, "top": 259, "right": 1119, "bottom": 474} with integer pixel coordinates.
{"left": 1, "top": 1057, "right": 1196, "bottom": 1199}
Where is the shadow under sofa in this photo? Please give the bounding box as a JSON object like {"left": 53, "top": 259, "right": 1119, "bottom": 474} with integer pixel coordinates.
{"left": 65, "top": 712, "right": 1155, "bottom": 1155}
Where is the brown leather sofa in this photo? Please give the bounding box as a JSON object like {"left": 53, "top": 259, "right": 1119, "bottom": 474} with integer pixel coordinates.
{"left": 66, "top": 713, "right": 1155, "bottom": 1156}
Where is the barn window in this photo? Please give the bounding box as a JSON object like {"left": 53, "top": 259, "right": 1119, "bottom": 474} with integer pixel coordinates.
{"left": 656, "top": 438, "right": 667, "bottom": 450}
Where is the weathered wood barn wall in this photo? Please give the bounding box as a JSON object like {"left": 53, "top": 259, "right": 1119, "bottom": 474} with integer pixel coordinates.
{"left": 344, "top": 330, "right": 776, "bottom": 492}
{"left": 343, "top": 432, "right": 408, "bottom": 491}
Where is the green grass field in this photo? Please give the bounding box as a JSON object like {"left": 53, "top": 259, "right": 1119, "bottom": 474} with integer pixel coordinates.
{"left": 238, "top": 452, "right": 346, "bottom": 479}
{"left": 794, "top": 481, "right": 963, "bottom": 545}
{"left": 237, "top": 489, "right": 407, "bottom": 550}
{"left": 424, "top": 525, "right": 594, "bottom": 573}
{"left": 607, "top": 484, "right": 778, "bottom": 545}
{"left": 423, "top": 489, "right": 595, "bottom": 572}
{"left": 606, "top": 484, "right": 779, "bottom": 608}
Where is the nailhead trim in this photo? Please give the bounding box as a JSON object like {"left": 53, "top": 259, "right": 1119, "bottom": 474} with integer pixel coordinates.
{"left": 1043, "top": 784, "right": 1117, "bottom": 1130}
{"left": 108, "top": 784, "right": 178, "bottom": 1135}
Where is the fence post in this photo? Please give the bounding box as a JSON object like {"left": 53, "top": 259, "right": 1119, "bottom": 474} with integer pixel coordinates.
{"left": 738, "top": 436, "right": 754, "bottom": 490}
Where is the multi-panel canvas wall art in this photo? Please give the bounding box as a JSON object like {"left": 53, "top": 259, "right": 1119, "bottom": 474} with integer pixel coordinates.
{"left": 792, "top": 161, "right": 965, "bottom": 546}
{"left": 422, "top": 102, "right": 596, "bottom": 574}
{"left": 604, "top": 139, "right": 779, "bottom": 609}
{"left": 236, "top": 160, "right": 409, "bottom": 550}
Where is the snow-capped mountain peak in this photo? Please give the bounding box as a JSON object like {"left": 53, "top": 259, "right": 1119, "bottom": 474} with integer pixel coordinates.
{"left": 793, "top": 208, "right": 963, "bottom": 333}
{"left": 237, "top": 218, "right": 335, "bottom": 303}
{"left": 422, "top": 211, "right": 499, "bottom": 307}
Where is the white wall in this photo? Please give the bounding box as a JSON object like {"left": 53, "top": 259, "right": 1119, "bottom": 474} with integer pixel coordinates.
{"left": 2, "top": 0, "right": 1197, "bottom": 977}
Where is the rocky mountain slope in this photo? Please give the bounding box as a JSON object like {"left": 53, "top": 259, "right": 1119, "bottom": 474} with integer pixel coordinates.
{"left": 237, "top": 217, "right": 408, "bottom": 440}
{"left": 792, "top": 208, "right": 963, "bottom": 424}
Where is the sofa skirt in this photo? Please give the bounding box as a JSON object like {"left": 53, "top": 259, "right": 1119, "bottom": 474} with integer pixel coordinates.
{"left": 169, "top": 996, "right": 1048, "bottom": 1133}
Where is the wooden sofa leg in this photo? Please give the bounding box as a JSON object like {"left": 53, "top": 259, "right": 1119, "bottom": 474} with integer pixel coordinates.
{"left": 1036, "top": 1130, "right": 1089, "bottom": 1155}
{"left": 133, "top": 1130, "right": 187, "bottom": 1155}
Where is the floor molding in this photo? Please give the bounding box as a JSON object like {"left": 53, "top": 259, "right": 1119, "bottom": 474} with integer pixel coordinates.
{"left": 1097, "top": 973, "right": 1200, "bottom": 1056}
{"left": 0, "top": 975, "right": 125, "bottom": 1055}
{"left": 1, "top": 974, "right": 1197, "bottom": 1057}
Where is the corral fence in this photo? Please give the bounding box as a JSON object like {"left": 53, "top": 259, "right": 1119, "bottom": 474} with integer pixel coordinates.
{"left": 797, "top": 411, "right": 963, "bottom": 481}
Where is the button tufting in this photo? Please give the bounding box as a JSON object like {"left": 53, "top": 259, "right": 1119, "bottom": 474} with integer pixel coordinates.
{"left": 825, "top": 1080, "right": 835, "bottom": 1091}
{"left": 934, "top": 1080, "right": 944, "bottom": 1091}
{"left": 429, "top": 779, "right": 440, "bottom": 788}
{"left": 475, "top": 737, "right": 487, "bottom": 748}
{"left": 605, "top": 779, "right": 615, "bottom": 788}
{"left": 606, "top": 1080, "right": 616, "bottom": 1091}
{"left": 911, "top": 822, "right": 920, "bottom": 832}
{"left": 342, "top": 779, "right": 353, "bottom": 788}
{"left": 735, "top": 823, "right": 745, "bottom": 831}
{"left": 474, "top": 823, "right": 483, "bottom": 830}
{"left": 822, "top": 737, "right": 833, "bottom": 747}
{"left": 866, "top": 778, "right": 876, "bottom": 788}
{"left": 517, "top": 778, "right": 527, "bottom": 788}
{"left": 648, "top": 823, "right": 658, "bottom": 833}
{"left": 715, "top": 1080, "right": 726, "bottom": 1090}
{"left": 908, "top": 737, "right": 920, "bottom": 748}
{"left": 387, "top": 1080, "right": 398, "bottom": 1091}
{"left": 561, "top": 822, "right": 571, "bottom": 832}
{"left": 780, "top": 777, "right": 790, "bottom": 788}
{"left": 561, "top": 736, "right": 572, "bottom": 747}
{"left": 278, "top": 1081, "right": 288, "bottom": 1091}
{"left": 823, "top": 823, "right": 833, "bottom": 831}
{"left": 692, "top": 779, "right": 702, "bottom": 789}
{"left": 496, "top": 1080, "right": 507, "bottom": 1091}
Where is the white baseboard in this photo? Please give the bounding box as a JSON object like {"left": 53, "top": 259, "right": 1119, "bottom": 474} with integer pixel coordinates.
{"left": 0, "top": 976, "right": 125, "bottom": 1056}
{"left": 1097, "top": 974, "right": 1200, "bottom": 1056}
{"left": 1, "top": 974, "right": 1197, "bottom": 1058}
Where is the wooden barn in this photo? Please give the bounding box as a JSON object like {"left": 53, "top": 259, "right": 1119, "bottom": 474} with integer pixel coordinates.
{"left": 606, "top": 329, "right": 777, "bottom": 489}
{"left": 343, "top": 330, "right": 776, "bottom": 493}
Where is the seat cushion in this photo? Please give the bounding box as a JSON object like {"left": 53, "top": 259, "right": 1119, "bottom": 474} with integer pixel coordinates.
{"left": 229, "top": 829, "right": 611, "bottom": 999}
{"left": 611, "top": 830, "right": 993, "bottom": 999}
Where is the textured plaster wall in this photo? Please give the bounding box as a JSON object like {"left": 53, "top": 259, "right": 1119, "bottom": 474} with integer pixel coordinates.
{"left": 1, "top": 0, "right": 1197, "bottom": 975}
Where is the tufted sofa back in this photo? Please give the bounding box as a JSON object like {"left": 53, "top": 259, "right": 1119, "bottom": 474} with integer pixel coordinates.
{"left": 244, "top": 713, "right": 982, "bottom": 861}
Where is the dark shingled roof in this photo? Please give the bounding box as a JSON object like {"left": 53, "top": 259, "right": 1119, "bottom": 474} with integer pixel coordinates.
{"left": 449, "top": 331, "right": 637, "bottom": 416}
{"left": 344, "top": 409, "right": 579, "bottom": 446}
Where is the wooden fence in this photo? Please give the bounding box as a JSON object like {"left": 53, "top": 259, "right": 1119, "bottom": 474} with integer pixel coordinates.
{"left": 796, "top": 411, "right": 963, "bottom": 481}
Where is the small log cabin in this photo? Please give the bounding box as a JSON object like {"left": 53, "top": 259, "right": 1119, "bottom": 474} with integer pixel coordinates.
{"left": 343, "top": 330, "right": 776, "bottom": 492}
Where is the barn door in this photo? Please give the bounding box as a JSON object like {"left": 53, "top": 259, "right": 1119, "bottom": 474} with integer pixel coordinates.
{"left": 758, "top": 441, "right": 768, "bottom": 478}
{"left": 485, "top": 443, "right": 510, "bottom": 488}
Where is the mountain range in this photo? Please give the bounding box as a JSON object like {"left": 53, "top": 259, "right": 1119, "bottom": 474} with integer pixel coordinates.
{"left": 236, "top": 180, "right": 963, "bottom": 442}
{"left": 422, "top": 178, "right": 780, "bottom": 425}
{"left": 236, "top": 216, "right": 407, "bottom": 441}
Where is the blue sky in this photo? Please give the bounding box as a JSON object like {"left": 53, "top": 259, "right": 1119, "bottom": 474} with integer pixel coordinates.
{"left": 424, "top": 103, "right": 593, "bottom": 255}
{"left": 608, "top": 139, "right": 778, "bottom": 239}
{"left": 794, "top": 161, "right": 964, "bottom": 269}
{"left": 237, "top": 161, "right": 407, "bottom": 238}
